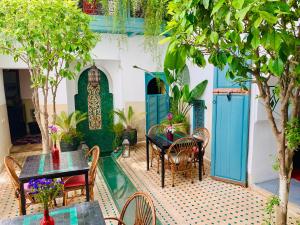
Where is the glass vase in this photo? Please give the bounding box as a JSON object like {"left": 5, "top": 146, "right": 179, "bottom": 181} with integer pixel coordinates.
{"left": 40, "top": 207, "right": 54, "bottom": 225}
{"left": 166, "top": 132, "right": 173, "bottom": 142}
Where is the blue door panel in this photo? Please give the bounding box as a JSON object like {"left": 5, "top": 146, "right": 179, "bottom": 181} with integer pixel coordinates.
{"left": 212, "top": 95, "right": 249, "bottom": 182}
{"left": 212, "top": 67, "right": 250, "bottom": 185}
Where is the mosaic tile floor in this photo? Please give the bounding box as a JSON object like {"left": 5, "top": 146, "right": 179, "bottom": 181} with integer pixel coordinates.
{"left": 0, "top": 145, "right": 119, "bottom": 224}
{"left": 117, "top": 143, "right": 300, "bottom": 225}
{"left": 1, "top": 144, "right": 300, "bottom": 225}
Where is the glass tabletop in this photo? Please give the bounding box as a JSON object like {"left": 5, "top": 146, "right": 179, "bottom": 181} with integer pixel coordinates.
{"left": 147, "top": 132, "right": 187, "bottom": 149}
{"left": 0, "top": 201, "right": 105, "bottom": 225}
{"left": 19, "top": 150, "right": 89, "bottom": 182}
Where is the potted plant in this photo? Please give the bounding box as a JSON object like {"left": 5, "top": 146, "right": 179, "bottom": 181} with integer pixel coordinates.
{"left": 113, "top": 106, "right": 137, "bottom": 146}
{"left": 112, "top": 122, "right": 125, "bottom": 150}
{"left": 165, "top": 65, "right": 208, "bottom": 133}
{"left": 56, "top": 111, "right": 87, "bottom": 152}
{"left": 28, "top": 178, "right": 63, "bottom": 225}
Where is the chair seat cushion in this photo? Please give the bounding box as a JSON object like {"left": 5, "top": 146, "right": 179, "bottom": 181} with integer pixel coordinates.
{"left": 63, "top": 175, "right": 87, "bottom": 188}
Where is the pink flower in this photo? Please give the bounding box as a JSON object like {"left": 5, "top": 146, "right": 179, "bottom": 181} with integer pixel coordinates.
{"left": 49, "top": 125, "right": 58, "bottom": 133}
{"left": 167, "top": 113, "right": 173, "bottom": 121}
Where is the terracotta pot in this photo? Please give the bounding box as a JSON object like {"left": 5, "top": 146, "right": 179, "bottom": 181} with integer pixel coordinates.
{"left": 40, "top": 209, "right": 54, "bottom": 225}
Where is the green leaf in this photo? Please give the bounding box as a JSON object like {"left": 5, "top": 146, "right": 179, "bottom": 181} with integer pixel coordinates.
{"left": 269, "top": 58, "right": 284, "bottom": 76}
{"left": 254, "top": 17, "right": 263, "bottom": 28}
{"left": 236, "top": 5, "right": 251, "bottom": 20}
{"left": 159, "top": 37, "right": 171, "bottom": 45}
{"left": 251, "top": 30, "right": 260, "bottom": 48}
{"left": 164, "top": 43, "right": 186, "bottom": 71}
{"left": 203, "top": 0, "right": 209, "bottom": 9}
{"left": 210, "top": 31, "right": 219, "bottom": 44}
{"left": 259, "top": 11, "right": 277, "bottom": 24}
{"left": 211, "top": 0, "right": 225, "bottom": 15}
{"left": 225, "top": 11, "right": 231, "bottom": 25}
{"left": 190, "top": 80, "right": 208, "bottom": 101}
{"left": 268, "top": 31, "right": 282, "bottom": 51}
{"left": 232, "top": 0, "right": 244, "bottom": 10}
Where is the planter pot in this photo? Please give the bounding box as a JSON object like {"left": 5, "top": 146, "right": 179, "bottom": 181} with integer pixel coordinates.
{"left": 173, "top": 123, "right": 189, "bottom": 134}
{"left": 122, "top": 128, "right": 137, "bottom": 146}
{"left": 60, "top": 139, "right": 79, "bottom": 152}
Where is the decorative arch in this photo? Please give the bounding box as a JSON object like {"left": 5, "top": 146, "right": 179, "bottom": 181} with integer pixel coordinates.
{"left": 75, "top": 67, "right": 114, "bottom": 156}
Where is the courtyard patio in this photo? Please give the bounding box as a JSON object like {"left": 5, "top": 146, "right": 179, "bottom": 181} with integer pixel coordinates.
{"left": 0, "top": 143, "right": 299, "bottom": 225}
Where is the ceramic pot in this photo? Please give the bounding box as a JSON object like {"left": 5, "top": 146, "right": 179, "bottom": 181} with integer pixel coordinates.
{"left": 166, "top": 132, "right": 173, "bottom": 141}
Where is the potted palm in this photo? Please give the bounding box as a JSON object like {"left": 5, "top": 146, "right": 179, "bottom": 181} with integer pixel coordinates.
{"left": 165, "top": 65, "right": 208, "bottom": 133}
{"left": 56, "top": 111, "right": 87, "bottom": 152}
{"left": 113, "top": 106, "right": 137, "bottom": 146}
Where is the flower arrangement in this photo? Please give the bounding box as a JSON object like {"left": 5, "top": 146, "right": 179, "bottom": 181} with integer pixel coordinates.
{"left": 48, "top": 125, "right": 59, "bottom": 147}
{"left": 165, "top": 125, "right": 176, "bottom": 134}
{"left": 29, "top": 178, "right": 63, "bottom": 209}
{"left": 167, "top": 112, "right": 173, "bottom": 124}
{"left": 29, "top": 178, "right": 63, "bottom": 224}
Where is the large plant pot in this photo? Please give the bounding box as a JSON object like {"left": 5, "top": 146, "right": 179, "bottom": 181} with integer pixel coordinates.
{"left": 123, "top": 128, "right": 137, "bottom": 146}
{"left": 173, "top": 123, "right": 189, "bottom": 134}
{"left": 60, "top": 139, "right": 79, "bottom": 152}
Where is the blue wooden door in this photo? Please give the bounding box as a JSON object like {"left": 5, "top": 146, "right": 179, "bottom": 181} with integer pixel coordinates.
{"left": 211, "top": 67, "right": 250, "bottom": 185}
{"left": 145, "top": 73, "right": 169, "bottom": 132}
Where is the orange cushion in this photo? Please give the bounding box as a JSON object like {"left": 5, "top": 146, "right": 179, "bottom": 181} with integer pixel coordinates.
{"left": 63, "top": 175, "right": 86, "bottom": 188}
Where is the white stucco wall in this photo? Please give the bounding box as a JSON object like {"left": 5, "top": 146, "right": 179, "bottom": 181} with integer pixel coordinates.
{"left": 247, "top": 84, "right": 279, "bottom": 184}
{"left": 0, "top": 69, "right": 12, "bottom": 170}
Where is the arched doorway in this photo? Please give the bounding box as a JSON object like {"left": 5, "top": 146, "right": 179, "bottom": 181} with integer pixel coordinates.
{"left": 75, "top": 68, "right": 114, "bottom": 156}
{"left": 145, "top": 73, "right": 169, "bottom": 132}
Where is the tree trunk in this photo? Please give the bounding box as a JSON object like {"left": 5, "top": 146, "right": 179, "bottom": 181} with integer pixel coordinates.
{"left": 277, "top": 173, "right": 290, "bottom": 225}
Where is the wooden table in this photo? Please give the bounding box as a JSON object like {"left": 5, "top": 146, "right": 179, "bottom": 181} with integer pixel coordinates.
{"left": 0, "top": 201, "right": 105, "bottom": 225}
{"left": 18, "top": 150, "right": 90, "bottom": 215}
{"left": 146, "top": 132, "right": 203, "bottom": 188}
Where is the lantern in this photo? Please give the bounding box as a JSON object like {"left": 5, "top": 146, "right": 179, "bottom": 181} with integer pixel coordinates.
{"left": 88, "top": 64, "right": 100, "bottom": 87}
{"left": 122, "top": 139, "right": 130, "bottom": 158}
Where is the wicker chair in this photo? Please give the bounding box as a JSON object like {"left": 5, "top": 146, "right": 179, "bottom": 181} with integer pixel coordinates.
{"left": 4, "top": 156, "right": 37, "bottom": 215}
{"left": 148, "top": 124, "right": 166, "bottom": 174}
{"left": 105, "top": 192, "right": 156, "bottom": 225}
{"left": 165, "top": 137, "right": 197, "bottom": 187}
{"left": 62, "top": 145, "right": 100, "bottom": 206}
{"left": 192, "top": 128, "right": 210, "bottom": 175}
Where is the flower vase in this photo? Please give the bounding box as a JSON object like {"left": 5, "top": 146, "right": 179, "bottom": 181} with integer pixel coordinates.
{"left": 51, "top": 144, "right": 60, "bottom": 165}
{"left": 40, "top": 208, "right": 54, "bottom": 225}
{"left": 166, "top": 132, "right": 173, "bottom": 141}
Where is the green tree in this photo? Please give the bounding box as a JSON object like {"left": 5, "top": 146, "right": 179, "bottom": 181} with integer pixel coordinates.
{"left": 0, "top": 0, "right": 98, "bottom": 152}
{"left": 164, "top": 0, "right": 299, "bottom": 224}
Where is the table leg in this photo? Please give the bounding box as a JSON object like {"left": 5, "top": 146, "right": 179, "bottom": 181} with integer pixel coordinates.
{"left": 20, "top": 182, "right": 26, "bottom": 215}
{"left": 146, "top": 137, "right": 149, "bottom": 171}
{"left": 85, "top": 172, "right": 90, "bottom": 202}
{"left": 198, "top": 144, "right": 203, "bottom": 181}
{"left": 161, "top": 148, "right": 165, "bottom": 188}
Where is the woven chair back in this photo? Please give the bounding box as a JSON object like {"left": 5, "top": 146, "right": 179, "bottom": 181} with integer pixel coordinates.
{"left": 4, "top": 156, "right": 21, "bottom": 192}
{"left": 120, "top": 192, "right": 156, "bottom": 225}
{"left": 86, "top": 145, "right": 100, "bottom": 185}
{"left": 193, "top": 128, "right": 210, "bottom": 150}
{"left": 167, "top": 137, "right": 197, "bottom": 170}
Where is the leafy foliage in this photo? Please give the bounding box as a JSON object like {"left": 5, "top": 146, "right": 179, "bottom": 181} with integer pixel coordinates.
{"left": 0, "top": 0, "right": 98, "bottom": 151}
{"left": 56, "top": 111, "right": 87, "bottom": 143}
{"left": 113, "top": 106, "right": 136, "bottom": 129}
{"left": 164, "top": 0, "right": 299, "bottom": 223}
{"left": 286, "top": 119, "right": 300, "bottom": 150}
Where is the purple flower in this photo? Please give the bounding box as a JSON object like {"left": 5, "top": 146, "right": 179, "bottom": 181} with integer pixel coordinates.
{"left": 48, "top": 125, "right": 58, "bottom": 133}
{"left": 167, "top": 113, "right": 173, "bottom": 121}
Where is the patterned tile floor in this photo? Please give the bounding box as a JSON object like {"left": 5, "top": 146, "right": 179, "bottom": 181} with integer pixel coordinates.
{"left": 117, "top": 143, "right": 300, "bottom": 225}
{"left": 1, "top": 143, "right": 300, "bottom": 225}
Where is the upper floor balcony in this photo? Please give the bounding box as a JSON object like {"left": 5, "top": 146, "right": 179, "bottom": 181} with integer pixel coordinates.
{"left": 79, "top": 0, "right": 145, "bottom": 35}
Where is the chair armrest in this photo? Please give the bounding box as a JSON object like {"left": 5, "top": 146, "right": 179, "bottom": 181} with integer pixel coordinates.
{"left": 104, "top": 217, "right": 126, "bottom": 225}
